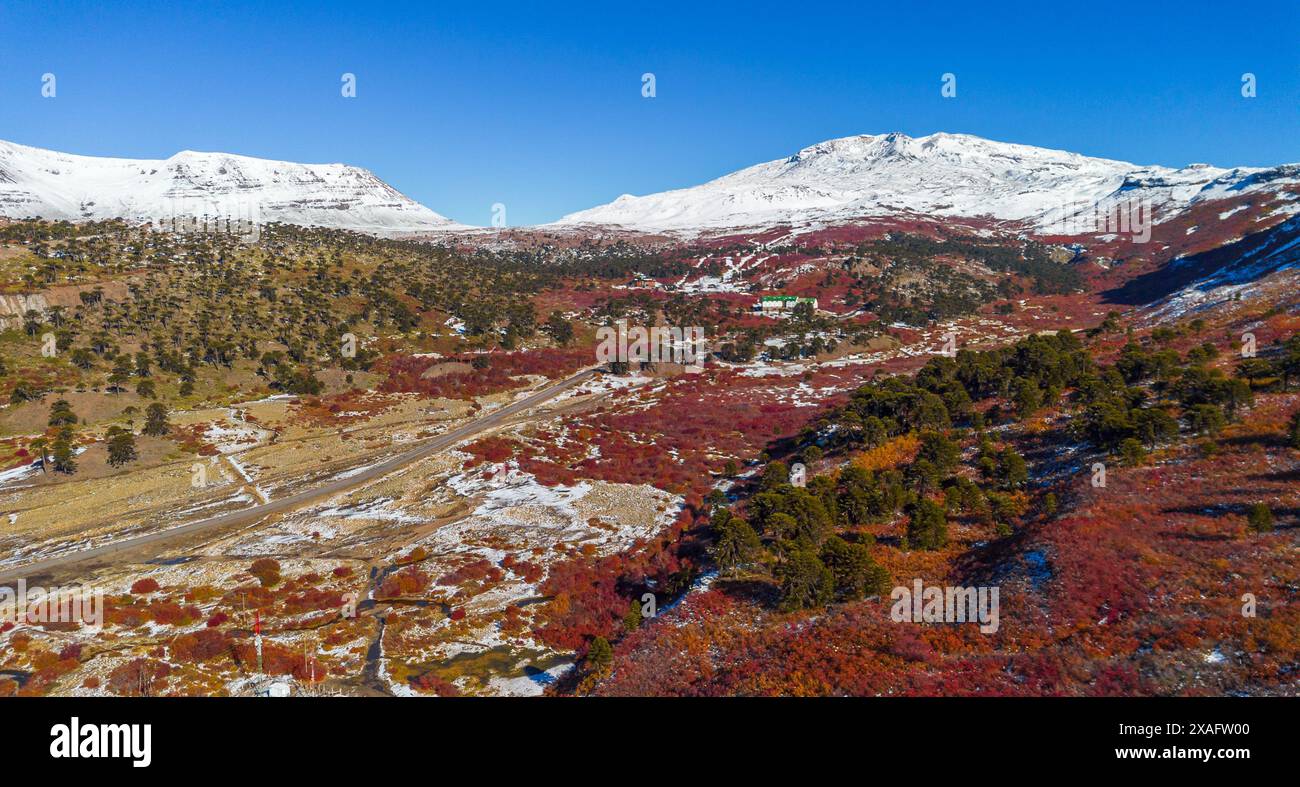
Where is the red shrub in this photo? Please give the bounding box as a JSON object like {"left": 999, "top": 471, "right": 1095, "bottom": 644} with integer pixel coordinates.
{"left": 130, "top": 578, "right": 160, "bottom": 594}
{"left": 379, "top": 567, "right": 430, "bottom": 598}
{"left": 172, "top": 628, "right": 231, "bottom": 662}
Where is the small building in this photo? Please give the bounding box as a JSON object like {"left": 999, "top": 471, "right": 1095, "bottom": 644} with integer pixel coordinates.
{"left": 253, "top": 679, "right": 292, "bottom": 697}
{"left": 754, "top": 295, "right": 818, "bottom": 313}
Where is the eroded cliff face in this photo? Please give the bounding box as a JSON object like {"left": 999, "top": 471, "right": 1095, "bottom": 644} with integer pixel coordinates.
{"left": 0, "top": 293, "right": 48, "bottom": 330}
{"left": 0, "top": 281, "right": 129, "bottom": 330}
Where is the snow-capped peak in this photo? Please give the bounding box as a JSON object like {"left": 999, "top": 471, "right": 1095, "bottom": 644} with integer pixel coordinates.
{"left": 0, "top": 138, "right": 470, "bottom": 235}
{"left": 554, "top": 131, "right": 1299, "bottom": 234}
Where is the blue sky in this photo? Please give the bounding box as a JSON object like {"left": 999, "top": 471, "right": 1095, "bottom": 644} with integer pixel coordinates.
{"left": 1, "top": 0, "right": 1297, "bottom": 226}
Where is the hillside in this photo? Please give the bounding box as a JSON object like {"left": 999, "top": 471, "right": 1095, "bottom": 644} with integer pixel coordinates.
{"left": 0, "top": 139, "right": 466, "bottom": 235}
{"left": 555, "top": 132, "right": 1300, "bottom": 235}
{"left": 0, "top": 139, "right": 1297, "bottom": 699}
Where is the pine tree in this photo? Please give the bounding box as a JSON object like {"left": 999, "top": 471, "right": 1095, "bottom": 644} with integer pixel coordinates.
{"left": 712, "top": 510, "right": 761, "bottom": 571}
{"left": 622, "top": 599, "right": 643, "bottom": 632}
{"left": 905, "top": 498, "right": 948, "bottom": 551}
{"left": 143, "top": 402, "right": 171, "bottom": 436}
{"left": 1281, "top": 335, "right": 1300, "bottom": 391}
{"left": 542, "top": 312, "right": 573, "bottom": 347}
{"left": 776, "top": 546, "right": 834, "bottom": 611}
{"left": 918, "top": 430, "right": 961, "bottom": 473}
{"left": 9, "top": 383, "right": 39, "bottom": 404}
{"left": 1012, "top": 377, "right": 1043, "bottom": 418}
{"left": 1187, "top": 403, "right": 1226, "bottom": 436}
{"left": 585, "top": 637, "right": 613, "bottom": 672}
{"left": 1247, "top": 503, "right": 1274, "bottom": 533}
{"left": 1118, "top": 438, "right": 1147, "bottom": 467}
{"left": 997, "top": 447, "right": 1028, "bottom": 489}
{"left": 51, "top": 429, "right": 77, "bottom": 474}
{"left": 106, "top": 426, "right": 138, "bottom": 467}
{"left": 48, "top": 399, "right": 78, "bottom": 428}
{"left": 820, "top": 535, "right": 888, "bottom": 601}
{"left": 760, "top": 460, "right": 790, "bottom": 490}
{"left": 109, "top": 355, "right": 133, "bottom": 391}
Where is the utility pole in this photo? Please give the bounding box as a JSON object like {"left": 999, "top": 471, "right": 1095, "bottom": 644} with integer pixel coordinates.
{"left": 303, "top": 640, "right": 316, "bottom": 684}
{"left": 254, "top": 609, "right": 263, "bottom": 676}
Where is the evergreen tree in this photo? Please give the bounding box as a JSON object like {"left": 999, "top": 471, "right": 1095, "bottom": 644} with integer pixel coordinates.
{"left": 997, "top": 447, "right": 1028, "bottom": 489}
{"left": 106, "top": 426, "right": 138, "bottom": 467}
{"left": 1280, "top": 335, "right": 1300, "bottom": 391}
{"left": 776, "top": 546, "right": 834, "bottom": 611}
{"left": 1133, "top": 408, "right": 1179, "bottom": 448}
{"left": 622, "top": 599, "right": 643, "bottom": 632}
{"left": 9, "top": 383, "right": 39, "bottom": 404}
{"left": 1246, "top": 503, "right": 1274, "bottom": 533}
{"left": 51, "top": 429, "right": 77, "bottom": 474}
{"left": 712, "top": 510, "right": 761, "bottom": 571}
{"left": 760, "top": 460, "right": 790, "bottom": 490}
{"left": 542, "top": 312, "right": 574, "bottom": 347}
{"left": 819, "top": 535, "right": 888, "bottom": 601}
{"left": 766, "top": 512, "right": 799, "bottom": 541}
{"left": 109, "top": 355, "right": 133, "bottom": 391}
{"left": 1012, "top": 376, "right": 1043, "bottom": 418}
{"left": 48, "top": 399, "right": 78, "bottom": 428}
{"left": 837, "top": 465, "right": 883, "bottom": 526}
{"left": 917, "top": 430, "right": 960, "bottom": 474}
{"left": 585, "top": 636, "right": 613, "bottom": 672}
{"left": 1187, "top": 403, "right": 1226, "bottom": 436}
{"left": 70, "top": 348, "right": 96, "bottom": 369}
{"left": 905, "top": 498, "right": 948, "bottom": 551}
{"left": 1118, "top": 438, "right": 1146, "bottom": 467}
{"left": 751, "top": 486, "right": 832, "bottom": 545}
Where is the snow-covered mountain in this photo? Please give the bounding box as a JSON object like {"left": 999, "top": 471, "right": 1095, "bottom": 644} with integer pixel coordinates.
{"left": 0, "top": 139, "right": 468, "bottom": 235}
{"left": 554, "top": 132, "right": 1300, "bottom": 234}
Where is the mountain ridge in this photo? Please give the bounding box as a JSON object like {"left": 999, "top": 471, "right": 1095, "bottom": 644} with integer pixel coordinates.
{"left": 5, "top": 133, "right": 1299, "bottom": 239}
{"left": 0, "top": 138, "right": 468, "bottom": 235}
{"left": 554, "top": 131, "right": 1300, "bottom": 235}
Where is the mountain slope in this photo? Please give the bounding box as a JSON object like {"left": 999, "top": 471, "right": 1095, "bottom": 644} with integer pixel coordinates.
{"left": 0, "top": 139, "right": 468, "bottom": 235}
{"left": 555, "top": 132, "right": 1300, "bottom": 234}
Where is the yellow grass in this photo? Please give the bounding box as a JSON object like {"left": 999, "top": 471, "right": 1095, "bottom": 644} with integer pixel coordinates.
{"left": 851, "top": 434, "right": 921, "bottom": 472}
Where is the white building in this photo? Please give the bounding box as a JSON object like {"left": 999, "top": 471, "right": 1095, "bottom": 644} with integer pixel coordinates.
{"left": 754, "top": 295, "right": 818, "bottom": 313}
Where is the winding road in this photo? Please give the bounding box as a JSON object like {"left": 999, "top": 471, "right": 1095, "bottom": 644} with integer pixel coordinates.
{"left": 0, "top": 367, "right": 600, "bottom": 586}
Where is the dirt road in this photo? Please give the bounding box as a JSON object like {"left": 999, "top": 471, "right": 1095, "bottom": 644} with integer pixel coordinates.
{"left": 0, "top": 368, "right": 599, "bottom": 586}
